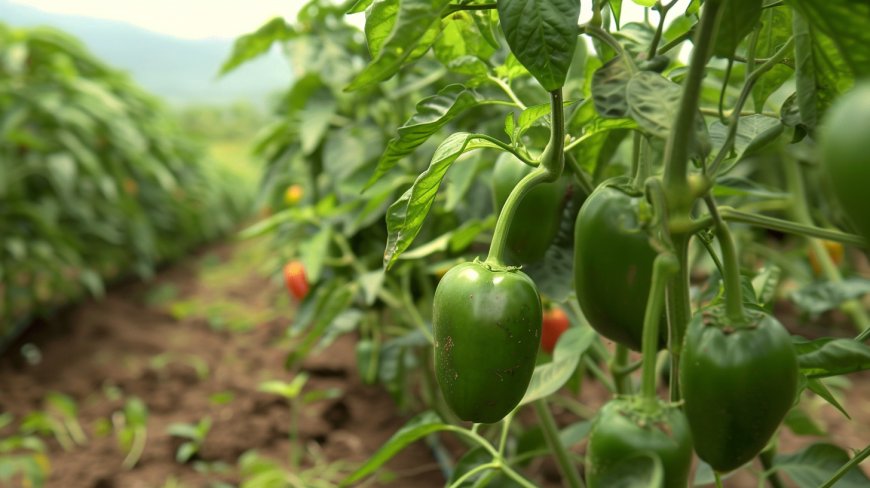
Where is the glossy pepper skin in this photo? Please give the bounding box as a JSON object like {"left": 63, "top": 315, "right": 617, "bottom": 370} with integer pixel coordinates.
{"left": 585, "top": 397, "right": 693, "bottom": 488}
{"left": 680, "top": 307, "right": 798, "bottom": 472}
{"left": 492, "top": 153, "right": 570, "bottom": 265}
{"left": 819, "top": 82, "right": 870, "bottom": 245}
{"left": 573, "top": 182, "right": 665, "bottom": 351}
{"left": 433, "top": 261, "right": 542, "bottom": 423}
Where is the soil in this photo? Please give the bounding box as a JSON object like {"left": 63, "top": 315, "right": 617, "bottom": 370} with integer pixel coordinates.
{"left": 0, "top": 237, "right": 868, "bottom": 488}
{"left": 0, "top": 239, "right": 445, "bottom": 488}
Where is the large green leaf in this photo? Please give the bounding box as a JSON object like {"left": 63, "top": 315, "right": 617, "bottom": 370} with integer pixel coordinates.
{"left": 497, "top": 0, "right": 581, "bottom": 91}
{"left": 347, "top": 0, "right": 451, "bottom": 91}
{"left": 774, "top": 443, "right": 870, "bottom": 488}
{"left": 520, "top": 326, "right": 595, "bottom": 405}
{"left": 708, "top": 114, "right": 783, "bottom": 173}
{"left": 341, "top": 411, "right": 448, "bottom": 486}
{"left": 383, "top": 132, "right": 479, "bottom": 269}
{"left": 790, "top": 278, "right": 870, "bottom": 316}
{"left": 787, "top": 0, "right": 870, "bottom": 79}
{"left": 787, "top": 0, "right": 870, "bottom": 129}
{"left": 713, "top": 0, "right": 762, "bottom": 58}
{"left": 591, "top": 55, "right": 633, "bottom": 118}
{"left": 626, "top": 71, "right": 710, "bottom": 157}
{"left": 434, "top": 11, "right": 495, "bottom": 77}
{"left": 794, "top": 337, "right": 870, "bottom": 379}
{"left": 219, "top": 18, "right": 295, "bottom": 75}
{"left": 752, "top": 5, "right": 793, "bottom": 112}
{"left": 366, "top": 84, "right": 485, "bottom": 189}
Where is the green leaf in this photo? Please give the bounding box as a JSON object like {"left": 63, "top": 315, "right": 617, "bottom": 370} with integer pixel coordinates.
{"left": 497, "top": 0, "right": 581, "bottom": 91}
{"left": 626, "top": 71, "right": 710, "bottom": 157}
{"left": 299, "top": 86, "right": 336, "bottom": 155}
{"left": 784, "top": 406, "right": 826, "bottom": 436}
{"left": 285, "top": 283, "right": 356, "bottom": 369}
{"left": 176, "top": 442, "right": 198, "bottom": 463}
{"left": 347, "top": 0, "right": 374, "bottom": 14}
{"left": 774, "top": 443, "right": 870, "bottom": 488}
{"left": 791, "top": 9, "right": 854, "bottom": 131}
{"left": 591, "top": 55, "right": 633, "bottom": 118}
{"left": 366, "top": 85, "right": 485, "bottom": 189}
{"left": 259, "top": 373, "right": 310, "bottom": 399}
{"left": 786, "top": 0, "right": 870, "bottom": 79}
{"left": 805, "top": 377, "right": 850, "bottom": 419}
{"left": 713, "top": 0, "right": 762, "bottom": 58}
{"left": 341, "top": 411, "right": 449, "bottom": 486}
{"left": 383, "top": 132, "right": 479, "bottom": 269}
{"left": 752, "top": 6, "right": 793, "bottom": 112}
{"left": 434, "top": 12, "right": 495, "bottom": 76}
{"left": 520, "top": 327, "right": 595, "bottom": 405}
{"left": 708, "top": 114, "right": 783, "bottom": 173}
{"left": 347, "top": 0, "right": 450, "bottom": 91}
{"left": 219, "top": 18, "right": 295, "bottom": 75}
{"left": 794, "top": 337, "right": 870, "bottom": 379}
{"left": 790, "top": 278, "right": 870, "bottom": 316}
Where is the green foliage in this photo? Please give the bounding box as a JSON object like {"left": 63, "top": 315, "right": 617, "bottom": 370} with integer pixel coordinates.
{"left": 0, "top": 23, "right": 252, "bottom": 331}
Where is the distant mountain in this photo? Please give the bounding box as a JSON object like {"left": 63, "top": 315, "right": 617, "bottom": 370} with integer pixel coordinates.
{"left": 0, "top": 0, "right": 292, "bottom": 106}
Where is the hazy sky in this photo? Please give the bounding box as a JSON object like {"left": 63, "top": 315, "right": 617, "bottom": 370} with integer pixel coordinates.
{"left": 10, "top": 0, "right": 685, "bottom": 40}
{"left": 10, "top": 0, "right": 321, "bottom": 39}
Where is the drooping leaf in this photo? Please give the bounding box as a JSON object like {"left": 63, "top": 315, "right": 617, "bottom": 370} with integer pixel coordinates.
{"left": 774, "top": 443, "right": 870, "bottom": 488}
{"left": 497, "top": 0, "right": 581, "bottom": 91}
{"left": 366, "top": 85, "right": 486, "bottom": 189}
{"left": 219, "top": 18, "right": 295, "bottom": 75}
{"left": 794, "top": 337, "right": 870, "bottom": 379}
{"left": 341, "top": 411, "right": 449, "bottom": 486}
{"left": 347, "top": 0, "right": 451, "bottom": 91}
{"left": 784, "top": 406, "right": 826, "bottom": 436}
{"left": 713, "top": 0, "right": 763, "bottom": 58}
{"left": 520, "top": 326, "right": 595, "bottom": 405}
{"left": 383, "top": 132, "right": 480, "bottom": 269}
{"left": 805, "top": 377, "right": 850, "bottom": 419}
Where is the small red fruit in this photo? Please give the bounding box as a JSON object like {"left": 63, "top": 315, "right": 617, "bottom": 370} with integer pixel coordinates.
{"left": 541, "top": 307, "right": 570, "bottom": 354}
{"left": 283, "top": 261, "right": 309, "bottom": 300}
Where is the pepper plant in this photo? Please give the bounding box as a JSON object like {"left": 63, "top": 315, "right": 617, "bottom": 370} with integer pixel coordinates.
{"left": 228, "top": 0, "right": 870, "bottom": 486}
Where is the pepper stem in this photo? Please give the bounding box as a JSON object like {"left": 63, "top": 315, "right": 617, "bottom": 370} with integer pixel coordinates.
{"left": 641, "top": 253, "right": 678, "bottom": 406}
{"left": 704, "top": 195, "right": 747, "bottom": 323}
{"left": 486, "top": 89, "right": 565, "bottom": 266}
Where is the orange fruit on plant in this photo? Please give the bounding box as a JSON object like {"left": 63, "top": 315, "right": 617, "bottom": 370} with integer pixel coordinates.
{"left": 283, "top": 261, "right": 309, "bottom": 300}
{"left": 541, "top": 306, "right": 570, "bottom": 354}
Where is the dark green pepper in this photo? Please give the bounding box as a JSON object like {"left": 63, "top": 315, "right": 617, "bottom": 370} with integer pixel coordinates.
{"left": 573, "top": 181, "right": 665, "bottom": 351}
{"left": 585, "top": 397, "right": 693, "bottom": 488}
{"left": 433, "top": 260, "right": 542, "bottom": 423}
{"left": 680, "top": 306, "right": 798, "bottom": 472}
{"left": 492, "top": 153, "right": 570, "bottom": 265}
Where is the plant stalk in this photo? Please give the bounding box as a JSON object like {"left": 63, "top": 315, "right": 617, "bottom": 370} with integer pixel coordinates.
{"left": 533, "top": 399, "right": 585, "bottom": 488}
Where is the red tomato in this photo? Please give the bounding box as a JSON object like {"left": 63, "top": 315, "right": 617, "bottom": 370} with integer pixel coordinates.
{"left": 541, "top": 307, "right": 570, "bottom": 354}
{"left": 283, "top": 261, "right": 309, "bottom": 300}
